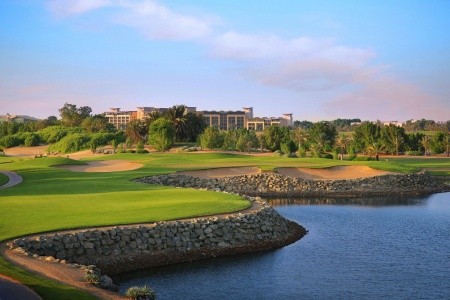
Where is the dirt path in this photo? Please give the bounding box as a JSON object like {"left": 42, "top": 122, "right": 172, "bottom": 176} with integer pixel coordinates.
{"left": 0, "top": 171, "right": 23, "bottom": 189}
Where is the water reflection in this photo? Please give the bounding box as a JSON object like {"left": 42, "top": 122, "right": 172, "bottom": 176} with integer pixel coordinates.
{"left": 268, "top": 195, "right": 427, "bottom": 207}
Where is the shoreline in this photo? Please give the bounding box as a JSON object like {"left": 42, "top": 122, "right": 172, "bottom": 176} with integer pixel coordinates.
{"left": 3, "top": 168, "right": 448, "bottom": 299}
{"left": 4, "top": 198, "right": 307, "bottom": 299}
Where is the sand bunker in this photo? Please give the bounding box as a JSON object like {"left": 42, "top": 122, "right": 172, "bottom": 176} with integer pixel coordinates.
{"left": 58, "top": 160, "right": 143, "bottom": 173}
{"left": 178, "top": 167, "right": 261, "bottom": 178}
{"left": 277, "top": 166, "right": 394, "bottom": 180}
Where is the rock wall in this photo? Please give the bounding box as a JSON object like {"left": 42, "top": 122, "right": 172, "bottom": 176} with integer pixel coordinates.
{"left": 136, "top": 171, "right": 447, "bottom": 198}
{"left": 8, "top": 199, "right": 305, "bottom": 275}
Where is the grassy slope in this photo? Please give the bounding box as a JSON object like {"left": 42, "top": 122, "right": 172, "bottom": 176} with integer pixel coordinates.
{"left": 0, "top": 152, "right": 449, "bottom": 299}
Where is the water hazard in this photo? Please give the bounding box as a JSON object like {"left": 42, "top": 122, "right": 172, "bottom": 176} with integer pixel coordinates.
{"left": 116, "top": 193, "right": 450, "bottom": 299}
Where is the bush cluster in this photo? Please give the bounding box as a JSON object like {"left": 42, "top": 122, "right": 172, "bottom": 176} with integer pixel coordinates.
{"left": 125, "top": 285, "right": 156, "bottom": 300}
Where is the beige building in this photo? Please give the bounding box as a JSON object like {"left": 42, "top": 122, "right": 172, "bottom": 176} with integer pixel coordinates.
{"left": 200, "top": 110, "right": 246, "bottom": 130}
{"left": 105, "top": 108, "right": 137, "bottom": 130}
{"left": 246, "top": 113, "right": 293, "bottom": 131}
{"left": 104, "top": 105, "right": 293, "bottom": 131}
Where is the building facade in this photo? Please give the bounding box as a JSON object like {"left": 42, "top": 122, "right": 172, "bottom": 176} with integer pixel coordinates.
{"left": 104, "top": 106, "right": 293, "bottom": 131}
{"left": 105, "top": 108, "right": 137, "bottom": 130}
{"left": 200, "top": 110, "right": 246, "bottom": 130}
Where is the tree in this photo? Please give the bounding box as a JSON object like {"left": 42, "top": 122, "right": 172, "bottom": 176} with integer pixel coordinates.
{"left": 421, "top": 136, "right": 431, "bottom": 156}
{"left": 236, "top": 129, "right": 259, "bottom": 153}
{"left": 264, "top": 125, "right": 290, "bottom": 151}
{"left": 381, "top": 124, "right": 406, "bottom": 155}
{"left": 280, "top": 140, "right": 297, "bottom": 155}
{"left": 166, "top": 105, "right": 187, "bottom": 141}
{"left": 126, "top": 120, "right": 148, "bottom": 145}
{"left": 223, "top": 129, "right": 238, "bottom": 150}
{"left": 148, "top": 118, "right": 175, "bottom": 152}
{"left": 430, "top": 131, "right": 446, "bottom": 155}
{"left": 352, "top": 121, "right": 381, "bottom": 154}
{"left": 291, "top": 128, "right": 308, "bottom": 152}
{"left": 59, "top": 103, "right": 92, "bottom": 127}
{"left": 82, "top": 115, "right": 114, "bottom": 133}
{"left": 309, "top": 121, "right": 337, "bottom": 153}
{"left": 335, "top": 134, "right": 350, "bottom": 161}
{"left": 199, "top": 127, "right": 224, "bottom": 149}
{"left": 445, "top": 132, "right": 450, "bottom": 157}
{"left": 366, "top": 140, "right": 384, "bottom": 161}
{"left": 180, "top": 112, "right": 206, "bottom": 142}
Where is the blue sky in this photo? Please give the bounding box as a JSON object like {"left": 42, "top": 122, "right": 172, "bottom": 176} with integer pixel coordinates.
{"left": 1, "top": 0, "right": 449, "bottom": 121}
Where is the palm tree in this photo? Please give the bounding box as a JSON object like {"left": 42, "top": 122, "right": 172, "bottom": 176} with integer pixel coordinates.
{"left": 366, "top": 140, "right": 384, "bottom": 161}
{"left": 381, "top": 124, "right": 406, "bottom": 156}
{"left": 335, "top": 134, "right": 350, "bottom": 161}
{"left": 125, "top": 120, "right": 147, "bottom": 145}
{"left": 292, "top": 128, "right": 308, "bottom": 151}
{"left": 421, "top": 136, "right": 430, "bottom": 156}
{"left": 167, "top": 105, "right": 187, "bottom": 141}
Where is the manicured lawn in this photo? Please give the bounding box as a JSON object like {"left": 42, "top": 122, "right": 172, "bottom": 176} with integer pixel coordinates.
{"left": 0, "top": 152, "right": 449, "bottom": 299}
{"left": 388, "top": 157, "right": 450, "bottom": 176}
{"left": 0, "top": 172, "right": 8, "bottom": 186}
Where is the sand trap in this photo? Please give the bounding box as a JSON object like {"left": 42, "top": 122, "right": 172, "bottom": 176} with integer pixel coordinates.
{"left": 3, "top": 146, "right": 48, "bottom": 157}
{"left": 58, "top": 160, "right": 143, "bottom": 173}
{"left": 277, "top": 166, "right": 394, "bottom": 180}
{"left": 178, "top": 167, "right": 261, "bottom": 178}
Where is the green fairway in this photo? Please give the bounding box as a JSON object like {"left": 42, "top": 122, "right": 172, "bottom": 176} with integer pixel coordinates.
{"left": 0, "top": 152, "right": 449, "bottom": 299}
{"left": 0, "top": 172, "right": 8, "bottom": 186}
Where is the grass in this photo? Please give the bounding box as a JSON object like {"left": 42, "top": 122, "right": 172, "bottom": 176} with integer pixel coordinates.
{"left": 0, "top": 172, "right": 9, "bottom": 186}
{"left": 0, "top": 152, "right": 449, "bottom": 299}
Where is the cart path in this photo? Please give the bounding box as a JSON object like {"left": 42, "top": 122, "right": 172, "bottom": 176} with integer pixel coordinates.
{"left": 0, "top": 171, "right": 22, "bottom": 189}
{"left": 0, "top": 275, "right": 42, "bottom": 300}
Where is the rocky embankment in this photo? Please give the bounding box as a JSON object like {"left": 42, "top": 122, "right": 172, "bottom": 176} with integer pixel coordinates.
{"left": 136, "top": 171, "right": 448, "bottom": 198}
{"left": 8, "top": 199, "right": 305, "bottom": 279}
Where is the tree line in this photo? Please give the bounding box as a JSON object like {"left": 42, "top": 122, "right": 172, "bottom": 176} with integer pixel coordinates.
{"left": 1, "top": 103, "right": 449, "bottom": 157}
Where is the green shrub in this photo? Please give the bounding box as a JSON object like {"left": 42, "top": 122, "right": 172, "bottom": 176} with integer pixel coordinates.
{"left": 136, "top": 141, "right": 148, "bottom": 153}
{"left": 322, "top": 153, "right": 334, "bottom": 159}
{"left": 125, "top": 285, "right": 156, "bottom": 300}
{"left": 24, "top": 133, "right": 41, "bottom": 147}
{"left": 352, "top": 156, "right": 375, "bottom": 161}
{"left": 84, "top": 273, "right": 100, "bottom": 285}
{"left": 296, "top": 146, "right": 307, "bottom": 157}
{"left": 405, "top": 150, "right": 423, "bottom": 156}
{"left": 280, "top": 140, "right": 297, "bottom": 155}
{"left": 273, "top": 150, "right": 283, "bottom": 157}
{"left": 0, "top": 135, "right": 21, "bottom": 148}
{"left": 38, "top": 126, "right": 81, "bottom": 144}
{"left": 47, "top": 133, "right": 92, "bottom": 154}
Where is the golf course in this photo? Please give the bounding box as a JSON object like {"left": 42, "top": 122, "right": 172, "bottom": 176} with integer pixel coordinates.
{"left": 1, "top": 150, "right": 449, "bottom": 299}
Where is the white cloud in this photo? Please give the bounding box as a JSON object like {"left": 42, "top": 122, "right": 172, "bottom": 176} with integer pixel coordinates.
{"left": 47, "top": 0, "right": 214, "bottom": 41}
{"left": 210, "top": 31, "right": 376, "bottom": 91}
{"left": 116, "top": 0, "right": 213, "bottom": 40}
{"left": 47, "top": 0, "right": 112, "bottom": 16}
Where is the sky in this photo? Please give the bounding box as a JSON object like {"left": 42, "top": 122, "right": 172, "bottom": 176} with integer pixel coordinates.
{"left": 1, "top": 0, "right": 449, "bottom": 122}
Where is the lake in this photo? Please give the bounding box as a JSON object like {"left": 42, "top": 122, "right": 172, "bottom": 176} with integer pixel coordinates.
{"left": 117, "top": 192, "right": 450, "bottom": 299}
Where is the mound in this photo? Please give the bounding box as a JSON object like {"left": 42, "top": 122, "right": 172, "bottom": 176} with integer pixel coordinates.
{"left": 58, "top": 160, "right": 143, "bottom": 173}
{"left": 276, "top": 166, "right": 394, "bottom": 180}
{"left": 178, "top": 167, "right": 261, "bottom": 178}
